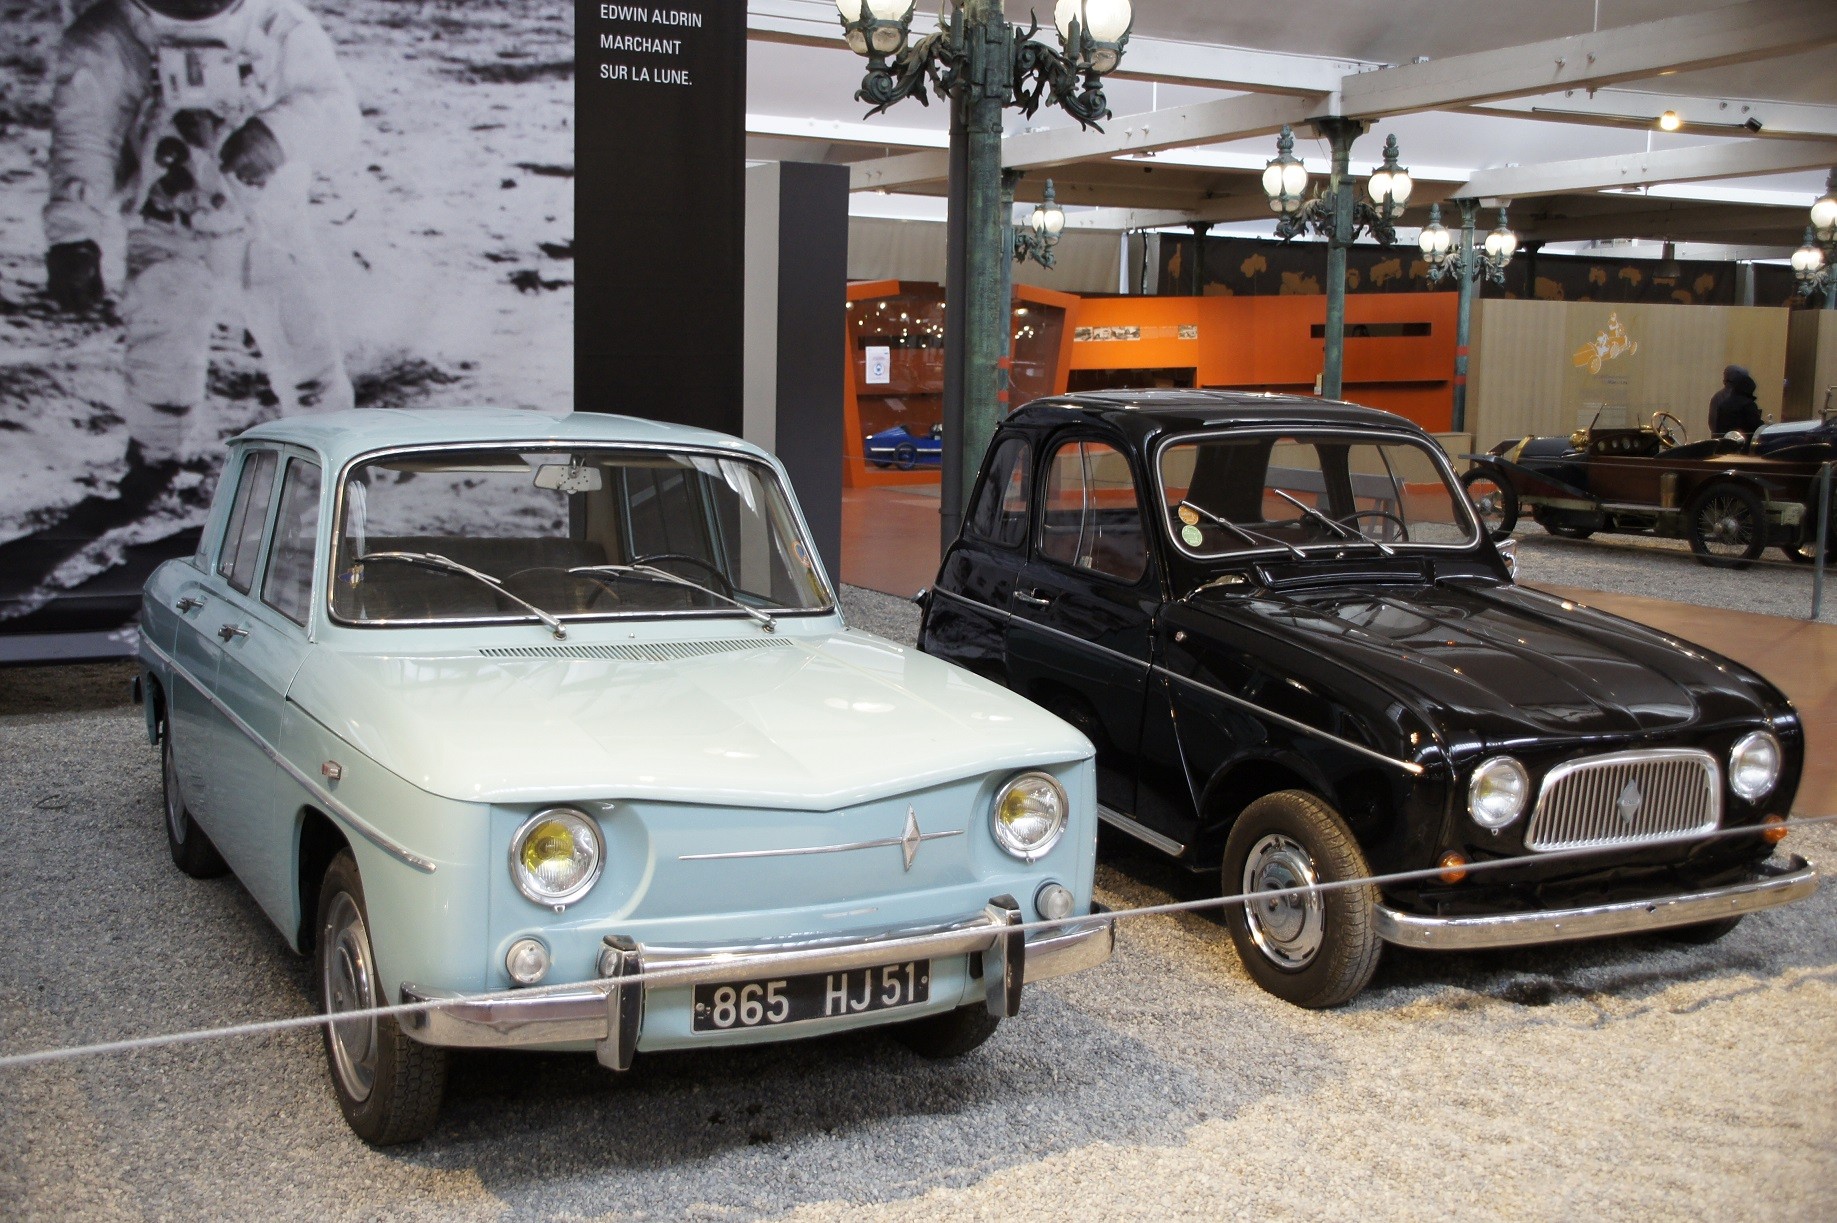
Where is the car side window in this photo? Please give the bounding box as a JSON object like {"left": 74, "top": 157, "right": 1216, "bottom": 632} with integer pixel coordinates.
{"left": 216, "top": 449, "right": 279, "bottom": 594}
{"left": 261, "top": 458, "right": 322, "bottom": 626}
{"left": 1038, "top": 439, "right": 1147, "bottom": 582}
{"left": 965, "top": 437, "right": 1031, "bottom": 549}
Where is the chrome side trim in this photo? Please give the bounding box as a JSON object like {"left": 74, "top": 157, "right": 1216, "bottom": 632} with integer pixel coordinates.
{"left": 679, "top": 830, "right": 964, "bottom": 862}
{"left": 1373, "top": 854, "right": 1818, "bottom": 950}
{"left": 1152, "top": 665, "right": 1426, "bottom": 776}
{"left": 139, "top": 637, "right": 437, "bottom": 874}
{"left": 1097, "top": 804, "right": 1186, "bottom": 855}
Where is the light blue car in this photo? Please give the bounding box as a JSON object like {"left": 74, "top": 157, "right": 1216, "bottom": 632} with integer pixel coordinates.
{"left": 136, "top": 408, "right": 1110, "bottom": 1144}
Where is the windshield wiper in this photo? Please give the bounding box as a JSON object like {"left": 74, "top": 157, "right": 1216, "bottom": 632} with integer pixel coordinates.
{"left": 569, "top": 564, "right": 778, "bottom": 633}
{"left": 356, "top": 551, "right": 567, "bottom": 639}
{"left": 1270, "top": 488, "right": 1396, "bottom": 556}
{"left": 1178, "top": 499, "right": 1305, "bottom": 560}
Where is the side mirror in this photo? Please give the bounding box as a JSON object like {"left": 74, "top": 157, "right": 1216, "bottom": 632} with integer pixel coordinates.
{"left": 1493, "top": 535, "right": 1517, "bottom": 578}
{"left": 911, "top": 588, "right": 930, "bottom": 608}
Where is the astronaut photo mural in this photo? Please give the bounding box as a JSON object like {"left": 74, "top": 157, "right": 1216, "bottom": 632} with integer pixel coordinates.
{"left": 0, "top": 0, "right": 577, "bottom": 643}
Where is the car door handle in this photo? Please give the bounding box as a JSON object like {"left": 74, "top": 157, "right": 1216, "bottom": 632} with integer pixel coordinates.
{"left": 1014, "top": 591, "right": 1052, "bottom": 608}
{"left": 175, "top": 596, "right": 204, "bottom": 612}
{"left": 217, "top": 623, "right": 249, "bottom": 642}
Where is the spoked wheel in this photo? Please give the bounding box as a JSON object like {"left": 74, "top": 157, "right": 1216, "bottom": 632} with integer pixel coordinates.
{"left": 316, "top": 851, "right": 447, "bottom": 1144}
{"left": 893, "top": 442, "right": 919, "bottom": 470}
{"left": 1685, "top": 482, "right": 1766, "bottom": 569}
{"left": 162, "top": 720, "right": 227, "bottom": 878}
{"left": 1459, "top": 470, "right": 1518, "bottom": 535}
{"left": 1221, "top": 791, "right": 1381, "bottom": 1009}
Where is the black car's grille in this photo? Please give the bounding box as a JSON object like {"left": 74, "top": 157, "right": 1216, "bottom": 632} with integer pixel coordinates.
{"left": 1524, "top": 749, "right": 1721, "bottom": 851}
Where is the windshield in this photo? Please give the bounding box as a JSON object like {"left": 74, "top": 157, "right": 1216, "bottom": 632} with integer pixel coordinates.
{"left": 331, "top": 447, "right": 833, "bottom": 627}
{"left": 1157, "top": 431, "right": 1478, "bottom": 557}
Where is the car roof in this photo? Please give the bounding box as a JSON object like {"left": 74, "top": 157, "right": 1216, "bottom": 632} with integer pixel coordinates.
{"left": 234, "top": 407, "right": 772, "bottom": 467}
{"left": 1005, "top": 389, "right": 1429, "bottom": 447}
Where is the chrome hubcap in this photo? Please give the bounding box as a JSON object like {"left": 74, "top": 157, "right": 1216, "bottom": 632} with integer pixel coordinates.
{"left": 1700, "top": 498, "right": 1753, "bottom": 551}
{"left": 1468, "top": 481, "right": 1504, "bottom": 530}
{"left": 321, "top": 892, "right": 378, "bottom": 1102}
{"left": 162, "top": 734, "right": 186, "bottom": 844}
{"left": 1241, "top": 833, "right": 1325, "bottom": 970}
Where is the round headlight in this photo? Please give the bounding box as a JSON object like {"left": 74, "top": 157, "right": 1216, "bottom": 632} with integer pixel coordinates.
{"left": 1468, "top": 756, "right": 1530, "bottom": 830}
{"left": 991, "top": 772, "right": 1068, "bottom": 861}
{"left": 1729, "top": 731, "right": 1781, "bottom": 802}
{"left": 509, "top": 807, "right": 604, "bottom": 907}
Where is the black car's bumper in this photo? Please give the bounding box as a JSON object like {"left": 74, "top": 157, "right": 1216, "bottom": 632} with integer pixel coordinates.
{"left": 1374, "top": 854, "right": 1816, "bottom": 950}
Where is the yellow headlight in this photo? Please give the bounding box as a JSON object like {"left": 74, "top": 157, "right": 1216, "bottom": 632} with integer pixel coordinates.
{"left": 509, "top": 808, "right": 603, "bottom": 907}
{"left": 991, "top": 772, "right": 1068, "bottom": 861}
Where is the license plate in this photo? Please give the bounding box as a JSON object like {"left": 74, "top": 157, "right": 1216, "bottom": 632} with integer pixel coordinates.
{"left": 691, "top": 960, "right": 931, "bottom": 1032}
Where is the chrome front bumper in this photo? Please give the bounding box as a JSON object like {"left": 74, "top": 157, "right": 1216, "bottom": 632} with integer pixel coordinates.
{"left": 401, "top": 900, "right": 1114, "bottom": 1067}
{"left": 1374, "top": 855, "right": 1818, "bottom": 950}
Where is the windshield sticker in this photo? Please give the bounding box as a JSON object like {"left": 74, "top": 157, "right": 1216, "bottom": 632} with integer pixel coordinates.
{"left": 1181, "top": 524, "right": 1203, "bottom": 547}
{"left": 1177, "top": 504, "right": 1200, "bottom": 527}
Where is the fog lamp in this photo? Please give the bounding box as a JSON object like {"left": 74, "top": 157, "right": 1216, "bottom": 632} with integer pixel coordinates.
{"left": 1729, "top": 731, "right": 1781, "bottom": 802}
{"left": 1035, "top": 881, "right": 1076, "bottom": 921}
{"left": 506, "top": 937, "right": 551, "bottom": 986}
{"left": 1438, "top": 851, "right": 1469, "bottom": 884}
{"left": 1761, "top": 814, "right": 1789, "bottom": 845}
{"left": 510, "top": 807, "right": 605, "bottom": 908}
{"left": 992, "top": 772, "right": 1068, "bottom": 861}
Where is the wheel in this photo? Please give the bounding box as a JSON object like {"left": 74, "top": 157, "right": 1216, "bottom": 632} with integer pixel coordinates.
{"left": 892, "top": 1003, "right": 999, "bottom": 1059}
{"left": 1459, "top": 470, "right": 1518, "bottom": 534}
{"left": 162, "top": 720, "right": 228, "bottom": 879}
{"left": 631, "top": 551, "right": 734, "bottom": 597}
{"left": 1684, "top": 482, "right": 1766, "bottom": 569}
{"left": 1535, "top": 508, "right": 1600, "bottom": 540}
{"left": 1651, "top": 410, "right": 1688, "bottom": 447}
{"left": 893, "top": 443, "right": 918, "bottom": 471}
{"left": 316, "top": 851, "right": 448, "bottom": 1144}
{"left": 1663, "top": 916, "right": 1743, "bottom": 944}
{"left": 1221, "top": 790, "right": 1382, "bottom": 1009}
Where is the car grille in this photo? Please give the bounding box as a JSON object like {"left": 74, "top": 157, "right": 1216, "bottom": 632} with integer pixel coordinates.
{"left": 1523, "top": 749, "right": 1721, "bottom": 851}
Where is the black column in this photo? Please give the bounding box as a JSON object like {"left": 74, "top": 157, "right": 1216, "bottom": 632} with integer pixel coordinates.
{"left": 576, "top": 3, "right": 745, "bottom": 434}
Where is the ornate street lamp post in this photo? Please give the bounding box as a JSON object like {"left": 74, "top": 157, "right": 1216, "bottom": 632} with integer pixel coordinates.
{"left": 838, "top": 0, "right": 1132, "bottom": 547}
{"left": 1263, "top": 123, "right": 1412, "bottom": 400}
{"left": 1012, "top": 178, "right": 1065, "bottom": 267}
{"left": 1420, "top": 200, "right": 1515, "bottom": 433}
{"left": 1797, "top": 169, "right": 1837, "bottom": 310}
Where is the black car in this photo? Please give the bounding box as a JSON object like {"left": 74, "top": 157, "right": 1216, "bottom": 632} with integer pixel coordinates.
{"left": 918, "top": 390, "right": 1817, "bottom": 1007}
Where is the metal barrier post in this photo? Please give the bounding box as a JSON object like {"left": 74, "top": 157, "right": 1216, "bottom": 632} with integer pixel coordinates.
{"left": 1815, "top": 461, "right": 1832, "bottom": 620}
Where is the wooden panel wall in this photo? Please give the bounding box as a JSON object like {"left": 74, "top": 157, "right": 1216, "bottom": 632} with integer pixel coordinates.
{"left": 1784, "top": 310, "right": 1837, "bottom": 421}
{"left": 1466, "top": 300, "right": 1790, "bottom": 446}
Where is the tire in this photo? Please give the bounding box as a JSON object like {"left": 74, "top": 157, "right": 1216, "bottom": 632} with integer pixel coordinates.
{"left": 1221, "top": 790, "right": 1382, "bottom": 1009}
{"left": 1535, "top": 508, "right": 1600, "bottom": 540}
{"left": 892, "top": 1003, "right": 999, "bottom": 1059}
{"left": 1663, "top": 916, "right": 1743, "bottom": 944}
{"left": 1459, "top": 470, "right": 1518, "bottom": 535}
{"left": 893, "top": 443, "right": 918, "bottom": 471}
{"left": 1684, "top": 482, "right": 1767, "bottom": 569}
{"left": 162, "top": 721, "right": 228, "bottom": 879}
{"left": 316, "top": 851, "right": 448, "bottom": 1144}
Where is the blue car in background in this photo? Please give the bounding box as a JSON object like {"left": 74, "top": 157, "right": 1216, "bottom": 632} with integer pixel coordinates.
{"left": 865, "top": 423, "right": 943, "bottom": 469}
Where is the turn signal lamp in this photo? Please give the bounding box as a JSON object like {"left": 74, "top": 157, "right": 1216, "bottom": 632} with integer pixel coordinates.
{"left": 1761, "top": 814, "right": 1789, "bottom": 845}
{"left": 1438, "top": 851, "right": 1469, "bottom": 884}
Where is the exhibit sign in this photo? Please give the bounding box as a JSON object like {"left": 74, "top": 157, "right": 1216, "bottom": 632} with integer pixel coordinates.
{"left": 865, "top": 346, "right": 892, "bottom": 385}
{"left": 575, "top": 2, "right": 746, "bottom": 435}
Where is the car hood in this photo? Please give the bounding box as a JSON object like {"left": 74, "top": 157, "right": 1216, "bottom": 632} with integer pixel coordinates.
{"left": 1184, "top": 580, "right": 1777, "bottom": 747}
{"left": 288, "top": 628, "right": 1090, "bottom": 808}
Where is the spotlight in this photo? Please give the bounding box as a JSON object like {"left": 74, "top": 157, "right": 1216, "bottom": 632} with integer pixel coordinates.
{"left": 1658, "top": 110, "right": 1682, "bottom": 132}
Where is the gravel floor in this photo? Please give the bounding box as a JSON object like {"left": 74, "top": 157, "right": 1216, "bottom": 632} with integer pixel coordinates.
{"left": 0, "top": 583, "right": 1831, "bottom": 1220}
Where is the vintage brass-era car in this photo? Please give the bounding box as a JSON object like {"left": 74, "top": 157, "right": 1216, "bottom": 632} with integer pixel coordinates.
{"left": 136, "top": 408, "right": 1111, "bottom": 1143}
{"left": 1459, "top": 411, "right": 1836, "bottom": 567}
{"left": 918, "top": 390, "right": 1816, "bottom": 1008}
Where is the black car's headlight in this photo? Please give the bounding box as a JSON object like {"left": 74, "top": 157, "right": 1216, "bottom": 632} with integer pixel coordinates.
{"left": 1468, "top": 756, "right": 1530, "bottom": 830}
{"left": 991, "top": 772, "right": 1067, "bottom": 861}
{"left": 1729, "top": 731, "right": 1782, "bottom": 802}
{"left": 510, "top": 807, "right": 604, "bottom": 908}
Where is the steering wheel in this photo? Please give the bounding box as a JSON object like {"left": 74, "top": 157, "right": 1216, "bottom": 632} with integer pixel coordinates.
{"left": 1651, "top": 411, "right": 1689, "bottom": 447}
{"left": 505, "top": 566, "right": 617, "bottom": 611}
{"left": 1341, "top": 509, "right": 1410, "bottom": 543}
{"left": 632, "top": 552, "right": 735, "bottom": 597}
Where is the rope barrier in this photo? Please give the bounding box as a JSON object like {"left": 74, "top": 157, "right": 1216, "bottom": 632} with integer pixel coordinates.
{"left": 0, "top": 810, "right": 1831, "bottom": 1073}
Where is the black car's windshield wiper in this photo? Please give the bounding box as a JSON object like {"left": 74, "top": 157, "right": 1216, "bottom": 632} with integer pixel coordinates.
{"left": 1178, "top": 499, "right": 1305, "bottom": 560}
{"left": 569, "top": 564, "right": 778, "bottom": 633}
{"left": 356, "top": 551, "right": 567, "bottom": 639}
{"left": 1270, "top": 488, "right": 1396, "bottom": 556}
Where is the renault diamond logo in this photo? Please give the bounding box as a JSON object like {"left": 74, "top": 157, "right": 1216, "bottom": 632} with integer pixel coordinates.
{"left": 901, "top": 806, "right": 922, "bottom": 871}
{"left": 1616, "top": 779, "right": 1644, "bottom": 826}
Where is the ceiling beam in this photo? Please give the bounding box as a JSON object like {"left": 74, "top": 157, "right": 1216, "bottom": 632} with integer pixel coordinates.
{"left": 1339, "top": 0, "right": 1837, "bottom": 119}
{"left": 1456, "top": 138, "right": 1837, "bottom": 200}
{"left": 1474, "top": 89, "right": 1837, "bottom": 142}
{"left": 849, "top": 91, "right": 1328, "bottom": 192}
{"left": 1514, "top": 200, "right": 1809, "bottom": 244}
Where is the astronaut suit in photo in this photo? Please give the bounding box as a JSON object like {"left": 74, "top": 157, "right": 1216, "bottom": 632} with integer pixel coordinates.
{"left": 37, "top": 0, "right": 360, "bottom": 547}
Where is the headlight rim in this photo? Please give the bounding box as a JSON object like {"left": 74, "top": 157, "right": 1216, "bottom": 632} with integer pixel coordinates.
{"left": 1729, "top": 729, "right": 1782, "bottom": 802}
{"left": 1467, "top": 755, "right": 1531, "bottom": 830}
{"left": 508, "top": 806, "right": 605, "bottom": 909}
{"left": 990, "top": 770, "right": 1069, "bottom": 862}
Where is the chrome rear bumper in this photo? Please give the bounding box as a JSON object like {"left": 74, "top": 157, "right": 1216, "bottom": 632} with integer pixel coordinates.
{"left": 401, "top": 900, "right": 1113, "bottom": 1065}
{"left": 1374, "top": 855, "right": 1817, "bottom": 950}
